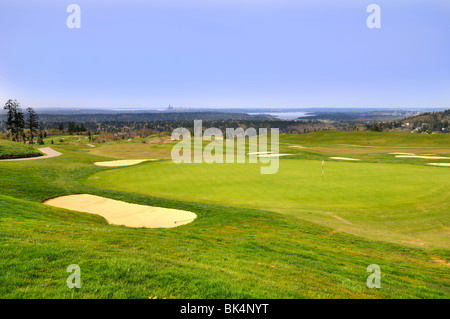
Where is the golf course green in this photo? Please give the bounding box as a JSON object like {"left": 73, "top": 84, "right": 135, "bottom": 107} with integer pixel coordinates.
{"left": 0, "top": 131, "right": 449, "bottom": 298}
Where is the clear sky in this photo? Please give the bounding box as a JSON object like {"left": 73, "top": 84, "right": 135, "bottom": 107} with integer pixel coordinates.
{"left": 0, "top": 0, "right": 449, "bottom": 109}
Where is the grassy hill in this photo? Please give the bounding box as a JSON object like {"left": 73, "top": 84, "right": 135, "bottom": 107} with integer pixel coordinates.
{"left": 0, "top": 131, "right": 448, "bottom": 298}
{"left": 0, "top": 139, "right": 42, "bottom": 159}
{"left": 373, "top": 109, "right": 450, "bottom": 134}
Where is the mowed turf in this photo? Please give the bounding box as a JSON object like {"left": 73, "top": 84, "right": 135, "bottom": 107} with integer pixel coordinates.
{"left": 86, "top": 158, "right": 449, "bottom": 249}
{"left": 0, "top": 131, "right": 449, "bottom": 298}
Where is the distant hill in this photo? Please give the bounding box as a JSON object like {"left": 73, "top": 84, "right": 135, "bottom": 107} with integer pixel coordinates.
{"left": 368, "top": 109, "right": 449, "bottom": 134}
{"left": 392, "top": 109, "right": 449, "bottom": 133}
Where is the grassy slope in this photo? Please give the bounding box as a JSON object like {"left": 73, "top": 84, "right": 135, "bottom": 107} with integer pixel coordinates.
{"left": 0, "top": 132, "right": 449, "bottom": 298}
{"left": 0, "top": 139, "right": 42, "bottom": 159}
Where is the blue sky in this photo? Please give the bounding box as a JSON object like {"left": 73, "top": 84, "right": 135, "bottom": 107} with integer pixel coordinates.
{"left": 0, "top": 0, "right": 449, "bottom": 109}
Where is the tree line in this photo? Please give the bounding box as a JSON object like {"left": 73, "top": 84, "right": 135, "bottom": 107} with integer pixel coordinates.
{"left": 3, "top": 99, "right": 43, "bottom": 144}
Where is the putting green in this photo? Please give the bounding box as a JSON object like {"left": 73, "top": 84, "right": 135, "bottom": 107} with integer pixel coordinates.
{"left": 85, "top": 158, "right": 450, "bottom": 248}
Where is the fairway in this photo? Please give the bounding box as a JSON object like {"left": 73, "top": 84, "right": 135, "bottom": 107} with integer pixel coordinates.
{"left": 85, "top": 157, "right": 450, "bottom": 248}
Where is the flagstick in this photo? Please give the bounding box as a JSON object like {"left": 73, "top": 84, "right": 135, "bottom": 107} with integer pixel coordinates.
{"left": 322, "top": 160, "right": 324, "bottom": 182}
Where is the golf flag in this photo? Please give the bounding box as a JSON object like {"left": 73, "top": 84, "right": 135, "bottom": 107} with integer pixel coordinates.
{"left": 322, "top": 160, "right": 324, "bottom": 178}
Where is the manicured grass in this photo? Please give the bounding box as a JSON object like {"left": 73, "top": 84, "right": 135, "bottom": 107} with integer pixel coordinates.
{"left": 280, "top": 131, "right": 450, "bottom": 147}
{"left": 0, "top": 139, "right": 42, "bottom": 159}
{"left": 0, "top": 131, "right": 448, "bottom": 298}
{"left": 85, "top": 158, "right": 450, "bottom": 249}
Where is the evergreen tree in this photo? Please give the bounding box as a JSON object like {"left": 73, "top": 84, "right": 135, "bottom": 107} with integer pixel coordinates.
{"left": 68, "top": 122, "right": 76, "bottom": 134}
{"left": 3, "top": 99, "right": 15, "bottom": 138}
{"left": 3, "top": 99, "right": 24, "bottom": 140}
{"left": 13, "top": 104, "right": 25, "bottom": 142}
{"left": 26, "top": 107, "right": 39, "bottom": 144}
{"left": 37, "top": 131, "right": 44, "bottom": 145}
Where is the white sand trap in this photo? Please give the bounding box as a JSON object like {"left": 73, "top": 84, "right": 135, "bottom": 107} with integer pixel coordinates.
{"left": 93, "top": 159, "right": 155, "bottom": 167}
{"left": 87, "top": 144, "right": 95, "bottom": 148}
{"left": 389, "top": 152, "right": 416, "bottom": 155}
{"left": 258, "top": 154, "right": 291, "bottom": 158}
{"left": 427, "top": 163, "right": 450, "bottom": 167}
{"left": 43, "top": 194, "right": 197, "bottom": 228}
{"left": 289, "top": 145, "right": 305, "bottom": 149}
{"left": 247, "top": 152, "right": 291, "bottom": 157}
{"left": 395, "top": 155, "right": 448, "bottom": 159}
{"left": 247, "top": 151, "right": 270, "bottom": 155}
{"left": 329, "top": 157, "right": 361, "bottom": 161}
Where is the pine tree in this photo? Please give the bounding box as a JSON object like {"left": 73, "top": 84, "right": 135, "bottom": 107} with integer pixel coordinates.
{"left": 68, "top": 122, "right": 76, "bottom": 135}
{"left": 37, "top": 131, "right": 44, "bottom": 145}
{"left": 26, "top": 107, "right": 39, "bottom": 144}
{"left": 3, "top": 99, "right": 18, "bottom": 139}
{"left": 13, "top": 104, "right": 25, "bottom": 142}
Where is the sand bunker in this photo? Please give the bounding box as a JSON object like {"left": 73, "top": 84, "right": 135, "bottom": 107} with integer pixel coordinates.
{"left": 258, "top": 154, "right": 291, "bottom": 157}
{"left": 43, "top": 194, "right": 197, "bottom": 228}
{"left": 389, "top": 152, "right": 415, "bottom": 155}
{"left": 427, "top": 163, "right": 450, "bottom": 167}
{"left": 94, "top": 159, "right": 155, "bottom": 167}
{"left": 329, "top": 157, "right": 360, "bottom": 161}
{"left": 395, "top": 155, "right": 448, "bottom": 159}
{"left": 247, "top": 151, "right": 270, "bottom": 155}
{"left": 247, "top": 152, "right": 291, "bottom": 157}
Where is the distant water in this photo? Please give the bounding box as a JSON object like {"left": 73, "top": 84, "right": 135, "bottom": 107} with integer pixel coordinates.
{"left": 248, "top": 112, "right": 312, "bottom": 120}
